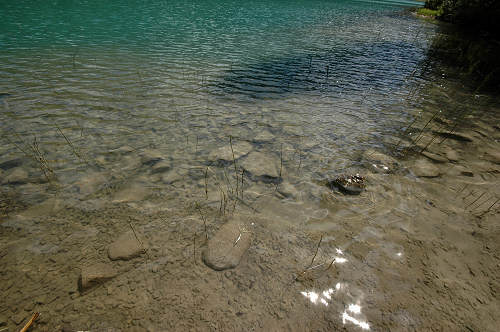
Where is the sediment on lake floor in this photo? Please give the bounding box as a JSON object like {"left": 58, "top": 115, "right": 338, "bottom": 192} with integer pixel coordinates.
{"left": 0, "top": 107, "right": 499, "bottom": 331}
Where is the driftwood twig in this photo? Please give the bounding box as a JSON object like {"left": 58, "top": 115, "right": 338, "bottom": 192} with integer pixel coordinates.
{"left": 20, "top": 312, "right": 40, "bottom": 332}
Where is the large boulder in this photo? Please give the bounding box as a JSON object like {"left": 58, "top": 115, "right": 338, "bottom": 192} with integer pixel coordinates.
{"left": 202, "top": 221, "right": 252, "bottom": 271}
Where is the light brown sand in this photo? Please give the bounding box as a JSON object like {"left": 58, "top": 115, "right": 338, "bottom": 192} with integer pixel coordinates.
{"left": 1, "top": 113, "right": 499, "bottom": 332}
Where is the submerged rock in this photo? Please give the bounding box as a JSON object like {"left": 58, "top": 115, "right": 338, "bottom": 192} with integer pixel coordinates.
{"left": 0, "top": 157, "right": 26, "bottom": 170}
{"left": 363, "top": 149, "right": 398, "bottom": 173}
{"left": 108, "top": 231, "right": 146, "bottom": 261}
{"left": 240, "top": 151, "right": 281, "bottom": 183}
{"left": 421, "top": 151, "right": 448, "bottom": 163}
{"left": 151, "top": 160, "right": 171, "bottom": 174}
{"left": 161, "top": 168, "right": 188, "bottom": 184}
{"left": 78, "top": 263, "right": 117, "bottom": 292}
{"left": 202, "top": 221, "right": 252, "bottom": 271}
{"left": 277, "top": 181, "right": 299, "bottom": 199}
{"left": 254, "top": 130, "right": 275, "bottom": 142}
{"left": 1, "top": 168, "right": 29, "bottom": 185}
{"left": 434, "top": 131, "right": 473, "bottom": 142}
{"left": 328, "top": 174, "right": 366, "bottom": 195}
{"left": 484, "top": 150, "right": 500, "bottom": 164}
{"left": 110, "top": 145, "right": 134, "bottom": 155}
{"left": 209, "top": 141, "right": 253, "bottom": 163}
{"left": 445, "top": 149, "right": 459, "bottom": 162}
{"left": 112, "top": 183, "right": 149, "bottom": 203}
{"left": 140, "top": 149, "right": 164, "bottom": 166}
{"left": 412, "top": 159, "right": 441, "bottom": 178}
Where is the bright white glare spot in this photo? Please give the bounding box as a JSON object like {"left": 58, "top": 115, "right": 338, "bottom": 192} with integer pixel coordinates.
{"left": 301, "top": 291, "right": 319, "bottom": 304}
{"left": 348, "top": 304, "right": 361, "bottom": 314}
{"left": 342, "top": 312, "right": 370, "bottom": 330}
{"left": 335, "top": 283, "right": 341, "bottom": 290}
{"left": 383, "top": 166, "right": 389, "bottom": 170}
{"left": 251, "top": 222, "right": 254, "bottom": 226}
{"left": 396, "top": 252, "right": 402, "bottom": 257}
{"left": 302, "top": 288, "right": 337, "bottom": 306}
{"left": 336, "top": 248, "right": 343, "bottom": 255}
{"left": 335, "top": 257, "right": 348, "bottom": 264}
{"left": 322, "top": 289, "right": 334, "bottom": 300}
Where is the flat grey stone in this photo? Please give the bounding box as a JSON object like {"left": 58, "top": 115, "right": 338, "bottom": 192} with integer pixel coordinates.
{"left": 240, "top": 151, "right": 280, "bottom": 181}
{"left": 108, "top": 231, "right": 145, "bottom": 261}
{"left": 203, "top": 221, "right": 251, "bottom": 271}
{"left": 78, "top": 263, "right": 117, "bottom": 291}
{"left": 413, "top": 159, "right": 441, "bottom": 178}
{"left": 209, "top": 141, "right": 253, "bottom": 162}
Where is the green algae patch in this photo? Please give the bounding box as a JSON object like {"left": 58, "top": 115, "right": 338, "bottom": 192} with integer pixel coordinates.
{"left": 416, "top": 8, "right": 439, "bottom": 18}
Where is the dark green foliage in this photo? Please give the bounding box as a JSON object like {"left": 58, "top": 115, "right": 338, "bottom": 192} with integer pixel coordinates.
{"left": 430, "top": 29, "right": 500, "bottom": 92}
{"left": 425, "top": 0, "right": 443, "bottom": 10}
{"left": 425, "top": 0, "right": 500, "bottom": 33}
{"left": 425, "top": 0, "right": 500, "bottom": 91}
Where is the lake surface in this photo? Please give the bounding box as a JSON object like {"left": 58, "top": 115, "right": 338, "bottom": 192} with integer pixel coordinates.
{"left": 2, "top": 1, "right": 500, "bottom": 331}
{"left": 1, "top": 0, "right": 431, "bottom": 209}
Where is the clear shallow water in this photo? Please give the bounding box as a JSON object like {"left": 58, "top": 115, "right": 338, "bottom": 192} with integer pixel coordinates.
{"left": 3, "top": 1, "right": 500, "bottom": 331}
{"left": 0, "top": 0, "right": 435, "bottom": 219}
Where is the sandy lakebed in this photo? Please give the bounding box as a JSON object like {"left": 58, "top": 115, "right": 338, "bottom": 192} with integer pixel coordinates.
{"left": 1, "top": 102, "right": 499, "bottom": 332}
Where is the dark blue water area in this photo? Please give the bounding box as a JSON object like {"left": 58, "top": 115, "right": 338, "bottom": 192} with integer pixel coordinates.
{"left": 214, "top": 39, "right": 424, "bottom": 100}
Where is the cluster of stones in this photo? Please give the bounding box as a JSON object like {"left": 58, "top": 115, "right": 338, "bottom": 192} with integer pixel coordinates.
{"left": 78, "top": 220, "right": 253, "bottom": 292}
{"left": 78, "top": 231, "right": 146, "bottom": 292}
